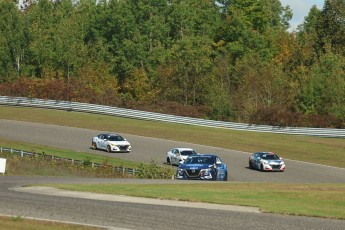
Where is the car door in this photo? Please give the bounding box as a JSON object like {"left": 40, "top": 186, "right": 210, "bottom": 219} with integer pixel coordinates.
{"left": 98, "top": 134, "right": 107, "bottom": 150}
{"left": 171, "top": 149, "right": 178, "bottom": 165}
{"left": 253, "top": 153, "right": 260, "bottom": 168}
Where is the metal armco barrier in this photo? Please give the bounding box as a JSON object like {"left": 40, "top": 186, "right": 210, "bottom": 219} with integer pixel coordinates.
{"left": 1, "top": 96, "right": 345, "bottom": 138}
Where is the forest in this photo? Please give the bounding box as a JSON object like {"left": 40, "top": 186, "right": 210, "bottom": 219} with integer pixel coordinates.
{"left": 0, "top": 0, "right": 344, "bottom": 128}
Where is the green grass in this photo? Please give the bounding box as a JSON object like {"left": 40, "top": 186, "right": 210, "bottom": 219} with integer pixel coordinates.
{"left": 0, "top": 138, "right": 144, "bottom": 170}
{"left": 46, "top": 183, "right": 345, "bottom": 219}
{"left": 0, "top": 215, "right": 102, "bottom": 230}
{"left": 0, "top": 105, "right": 344, "bottom": 168}
{"left": 1, "top": 105, "right": 345, "bottom": 220}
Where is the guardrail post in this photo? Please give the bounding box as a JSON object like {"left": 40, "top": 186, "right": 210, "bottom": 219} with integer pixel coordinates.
{"left": 122, "top": 167, "right": 125, "bottom": 175}
{"left": 11, "top": 148, "right": 13, "bottom": 154}
{"left": 21, "top": 150, "right": 23, "bottom": 157}
{"left": 92, "top": 162, "right": 94, "bottom": 168}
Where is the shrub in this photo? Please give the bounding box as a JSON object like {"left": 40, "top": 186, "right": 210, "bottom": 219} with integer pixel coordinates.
{"left": 137, "top": 161, "right": 175, "bottom": 179}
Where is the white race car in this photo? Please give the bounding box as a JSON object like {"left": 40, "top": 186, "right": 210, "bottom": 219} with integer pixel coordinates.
{"left": 249, "top": 152, "right": 285, "bottom": 172}
{"left": 92, "top": 133, "right": 131, "bottom": 153}
{"left": 166, "top": 148, "right": 198, "bottom": 166}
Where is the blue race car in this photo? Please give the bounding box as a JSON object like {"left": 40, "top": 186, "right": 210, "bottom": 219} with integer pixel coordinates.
{"left": 176, "top": 154, "right": 228, "bottom": 181}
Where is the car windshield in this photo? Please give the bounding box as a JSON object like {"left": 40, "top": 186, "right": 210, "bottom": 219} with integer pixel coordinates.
{"left": 262, "top": 154, "right": 280, "bottom": 160}
{"left": 108, "top": 135, "right": 125, "bottom": 141}
{"left": 184, "top": 156, "right": 214, "bottom": 164}
{"left": 180, "top": 150, "right": 197, "bottom": 156}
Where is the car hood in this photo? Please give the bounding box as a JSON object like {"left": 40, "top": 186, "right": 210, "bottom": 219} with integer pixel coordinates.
{"left": 179, "top": 155, "right": 190, "bottom": 160}
{"left": 107, "top": 141, "right": 130, "bottom": 145}
{"left": 261, "top": 159, "right": 284, "bottom": 164}
{"left": 178, "top": 164, "right": 214, "bottom": 170}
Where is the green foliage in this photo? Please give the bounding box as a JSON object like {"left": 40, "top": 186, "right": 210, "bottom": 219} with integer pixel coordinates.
{"left": 298, "top": 52, "right": 345, "bottom": 120}
{"left": 0, "top": 0, "right": 344, "bottom": 128}
{"left": 83, "top": 157, "right": 92, "bottom": 166}
{"left": 0, "top": 0, "right": 26, "bottom": 81}
{"left": 137, "top": 161, "right": 175, "bottom": 179}
{"left": 317, "top": 0, "right": 345, "bottom": 56}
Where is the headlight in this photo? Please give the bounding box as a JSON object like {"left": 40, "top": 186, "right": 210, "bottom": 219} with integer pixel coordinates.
{"left": 177, "top": 168, "right": 184, "bottom": 173}
{"left": 203, "top": 168, "right": 212, "bottom": 173}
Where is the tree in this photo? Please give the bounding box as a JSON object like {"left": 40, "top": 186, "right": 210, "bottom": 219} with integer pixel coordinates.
{"left": 298, "top": 51, "right": 345, "bottom": 119}
{"left": 24, "top": 0, "right": 56, "bottom": 78}
{"left": 231, "top": 52, "right": 293, "bottom": 123}
{"left": 0, "top": 0, "right": 26, "bottom": 82}
{"left": 51, "top": 0, "right": 87, "bottom": 81}
{"left": 317, "top": 0, "right": 345, "bottom": 56}
{"left": 160, "top": 36, "right": 215, "bottom": 105}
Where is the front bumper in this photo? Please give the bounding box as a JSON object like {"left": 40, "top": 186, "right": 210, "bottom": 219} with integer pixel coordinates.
{"left": 262, "top": 163, "right": 285, "bottom": 171}
{"left": 176, "top": 168, "right": 217, "bottom": 180}
{"left": 110, "top": 145, "right": 131, "bottom": 152}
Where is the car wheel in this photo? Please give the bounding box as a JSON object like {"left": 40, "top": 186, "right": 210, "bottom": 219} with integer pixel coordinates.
{"left": 223, "top": 173, "right": 228, "bottom": 181}
{"left": 260, "top": 164, "right": 264, "bottom": 172}
{"left": 92, "top": 142, "right": 97, "bottom": 150}
{"left": 249, "top": 160, "right": 253, "bottom": 169}
{"left": 107, "top": 145, "right": 112, "bottom": 153}
{"left": 166, "top": 157, "right": 171, "bottom": 165}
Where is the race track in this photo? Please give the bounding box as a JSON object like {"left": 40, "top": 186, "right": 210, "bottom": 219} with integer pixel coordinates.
{"left": 0, "top": 119, "right": 344, "bottom": 183}
{"left": 0, "top": 118, "right": 345, "bottom": 229}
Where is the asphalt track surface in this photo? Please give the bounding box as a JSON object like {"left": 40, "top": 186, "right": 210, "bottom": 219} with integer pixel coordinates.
{"left": 0, "top": 119, "right": 345, "bottom": 229}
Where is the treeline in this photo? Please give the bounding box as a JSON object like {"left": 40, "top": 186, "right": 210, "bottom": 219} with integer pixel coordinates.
{"left": 0, "top": 0, "right": 344, "bottom": 128}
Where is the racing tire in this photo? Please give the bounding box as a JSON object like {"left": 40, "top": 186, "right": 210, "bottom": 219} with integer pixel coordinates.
{"left": 260, "top": 164, "right": 264, "bottom": 172}
{"left": 223, "top": 173, "right": 228, "bottom": 181}
{"left": 166, "top": 157, "right": 171, "bottom": 165}
{"left": 107, "top": 145, "right": 112, "bottom": 153}
{"left": 92, "top": 142, "right": 97, "bottom": 150}
{"left": 249, "top": 160, "right": 253, "bottom": 169}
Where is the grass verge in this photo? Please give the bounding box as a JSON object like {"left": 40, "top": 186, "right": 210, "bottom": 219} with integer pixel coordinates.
{"left": 0, "top": 215, "right": 102, "bottom": 230}
{"left": 0, "top": 138, "right": 144, "bottom": 170}
{"left": 1, "top": 105, "right": 344, "bottom": 221}
{"left": 0, "top": 106, "right": 344, "bottom": 168}
{"left": 47, "top": 183, "right": 345, "bottom": 220}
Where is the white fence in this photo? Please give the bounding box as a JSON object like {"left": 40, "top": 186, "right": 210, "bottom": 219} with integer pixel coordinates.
{"left": 1, "top": 96, "right": 345, "bottom": 138}
{"left": 0, "top": 146, "right": 139, "bottom": 175}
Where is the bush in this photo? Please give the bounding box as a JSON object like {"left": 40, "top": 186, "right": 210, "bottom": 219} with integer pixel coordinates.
{"left": 137, "top": 161, "right": 175, "bottom": 179}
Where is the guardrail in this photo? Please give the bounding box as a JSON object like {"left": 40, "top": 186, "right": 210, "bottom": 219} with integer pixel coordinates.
{"left": 0, "top": 146, "right": 139, "bottom": 176}
{"left": 1, "top": 96, "right": 345, "bottom": 138}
